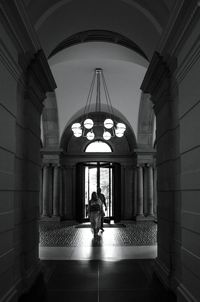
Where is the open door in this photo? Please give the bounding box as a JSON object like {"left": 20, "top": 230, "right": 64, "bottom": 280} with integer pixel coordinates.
{"left": 76, "top": 161, "right": 119, "bottom": 222}
{"left": 113, "top": 163, "right": 121, "bottom": 222}
{"left": 76, "top": 163, "right": 85, "bottom": 222}
{"left": 84, "top": 162, "right": 113, "bottom": 221}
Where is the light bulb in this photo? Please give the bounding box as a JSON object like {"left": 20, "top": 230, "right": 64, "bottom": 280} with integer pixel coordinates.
{"left": 73, "top": 128, "right": 82, "bottom": 137}
{"left": 86, "top": 131, "right": 95, "bottom": 140}
{"left": 71, "top": 123, "right": 81, "bottom": 131}
{"left": 84, "top": 118, "right": 94, "bottom": 129}
{"left": 116, "top": 122, "right": 126, "bottom": 132}
{"left": 104, "top": 118, "right": 114, "bottom": 129}
{"left": 115, "top": 128, "right": 124, "bottom": 137}
{"left": 103, "top": 131, "right": 111, "bottom": 140}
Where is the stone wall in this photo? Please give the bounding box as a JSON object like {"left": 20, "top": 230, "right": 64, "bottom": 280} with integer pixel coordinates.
{"left": 0, "top": 1, "right": 56, "bottom": 301}
{"left": 141, "top": 1, "right": 200, "bottom": 301}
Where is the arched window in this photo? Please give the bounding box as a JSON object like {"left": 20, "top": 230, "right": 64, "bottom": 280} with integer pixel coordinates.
{"left": 85, "top": 140, "right": 112, "bottom": 152}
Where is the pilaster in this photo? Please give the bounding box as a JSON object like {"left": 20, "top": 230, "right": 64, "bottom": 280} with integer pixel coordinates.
{"left": 141, "top": 51, "right": 180, "bottom": 290}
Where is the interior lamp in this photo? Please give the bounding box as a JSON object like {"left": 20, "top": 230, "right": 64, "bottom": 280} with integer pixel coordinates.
{"left": 71, "top": 68, "right": 126, "bottom": 141}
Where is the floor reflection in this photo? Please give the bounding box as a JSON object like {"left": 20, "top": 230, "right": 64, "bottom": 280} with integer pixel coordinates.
{"left": 39, "top": 222, "right": 157, "bottom": 261}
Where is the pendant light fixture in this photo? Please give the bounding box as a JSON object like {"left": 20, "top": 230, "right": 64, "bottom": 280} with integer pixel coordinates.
{"left": 71, "top": 68, "right": 126, "bottom": 140}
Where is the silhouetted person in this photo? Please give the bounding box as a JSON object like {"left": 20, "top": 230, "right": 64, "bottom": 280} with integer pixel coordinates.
{"left": 88, "top": 191, "right": 103, "bottom": 237}
{"left": 97, "top": 187, "right": 107, "bottom": 231}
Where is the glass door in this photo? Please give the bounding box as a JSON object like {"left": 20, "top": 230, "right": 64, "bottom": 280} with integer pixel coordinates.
{"left": 99, "top": 165, "right": 113, "bottom": 217}
{"left": 84, "top": 162, "right": 113, "bottom": 219}
{"left": 85, "top": 165, "right": 97, "bottom": 219}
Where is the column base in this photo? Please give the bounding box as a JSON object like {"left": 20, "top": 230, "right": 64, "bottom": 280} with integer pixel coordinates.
{"left": 135, "top": 214, "right": 147, "bottom": 221}
{"left": 51, "top": 215, "right": 61, "bottom": 222}
{"left": 40, "top": 215, "right": 61, "bottom": 222}
{"left": 145, "top": 214, "right": 155, "bottom": 221}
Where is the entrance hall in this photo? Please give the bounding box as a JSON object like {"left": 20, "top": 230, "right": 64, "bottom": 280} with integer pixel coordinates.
{"left": 1, "top": 1, "right": 200, "bottom": 302}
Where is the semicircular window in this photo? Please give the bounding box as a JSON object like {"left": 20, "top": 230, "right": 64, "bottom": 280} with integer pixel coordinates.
{"left": 85, "top": 140, "right": 112, "bottom": 152}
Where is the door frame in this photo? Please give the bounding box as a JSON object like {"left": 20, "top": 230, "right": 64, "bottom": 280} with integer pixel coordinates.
{"left": 76, "top": 161, "right": 119, "bottom": 222}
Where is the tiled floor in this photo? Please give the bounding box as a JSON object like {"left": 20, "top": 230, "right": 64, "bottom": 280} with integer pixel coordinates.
{"left": 39, "top": 221, "right": 157, "bottom": 260}
{"left": 19, "top": 222, "right": 176, "bottom": 301}
{"left": 39, "top": 221, "right": 157, "bottom": 247}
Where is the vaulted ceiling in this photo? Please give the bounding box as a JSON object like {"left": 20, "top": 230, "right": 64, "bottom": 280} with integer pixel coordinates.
{"left": 25, "top": 0, "right": 175, "bottom": 58}
{"left": 24, "top": 0, "right": 176, "bottom": 146}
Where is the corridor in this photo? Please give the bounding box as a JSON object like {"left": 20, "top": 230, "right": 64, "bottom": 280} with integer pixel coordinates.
{"left": 1, "top": 1, "right": 200, "bottom": 301}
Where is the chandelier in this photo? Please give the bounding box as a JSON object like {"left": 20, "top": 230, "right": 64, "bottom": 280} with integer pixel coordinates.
{"left": 71, "top": 68, "right": 126, "bottom": 141}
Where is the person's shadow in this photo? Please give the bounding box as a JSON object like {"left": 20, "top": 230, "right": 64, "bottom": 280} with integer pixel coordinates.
{"left": 91, "top": 233, "right": 103, "bottom": 247}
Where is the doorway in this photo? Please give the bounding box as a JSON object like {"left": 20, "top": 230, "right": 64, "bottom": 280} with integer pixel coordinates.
{"left": 84, "top": 162, "right": 113, "bottom": 220}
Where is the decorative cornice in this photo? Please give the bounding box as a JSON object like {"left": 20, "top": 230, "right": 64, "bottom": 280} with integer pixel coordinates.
{"left": 140, "top": 52, "right": 171, "bottom": 114}
{"left": 28, "top": 50, "right": 57, "bottom": 93}
{"left": 26, "top": 50, "right": 57, "bottom": 112}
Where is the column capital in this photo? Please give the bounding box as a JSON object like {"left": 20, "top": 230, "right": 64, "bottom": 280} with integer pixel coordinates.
{"left": 42, "top": 163, "right": 50, "bottom": 168}
{"left": 52, "top": 164, "right": 61, "bottom": 168}
{"left": 140, "top": 52, "right": 171, "bottom": 98}
{"left": 140, "top": 52, "right": 173, "bottom": 115}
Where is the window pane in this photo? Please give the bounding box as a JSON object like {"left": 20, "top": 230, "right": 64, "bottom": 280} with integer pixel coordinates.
{"left": 85, "top": 141, "right": 112, "bottom": 152}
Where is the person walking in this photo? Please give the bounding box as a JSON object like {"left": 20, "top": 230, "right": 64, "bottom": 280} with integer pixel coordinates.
{"left": 88, "top": 191, "right": 103, "bottom": 237}
{"left": 97, "top": 187, "right": 107, "bottom": 232}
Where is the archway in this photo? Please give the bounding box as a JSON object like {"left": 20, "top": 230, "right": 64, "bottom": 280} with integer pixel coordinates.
{"left": 57, "top": 110, "right": 137, "bottom": 222}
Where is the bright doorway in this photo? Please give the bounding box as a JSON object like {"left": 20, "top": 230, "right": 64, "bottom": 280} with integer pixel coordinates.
{"left": 84, "top": 162, "right": 113, "bottom": 219}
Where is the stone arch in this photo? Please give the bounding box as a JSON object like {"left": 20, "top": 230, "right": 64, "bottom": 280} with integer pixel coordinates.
{"left": 49, "top": 30, "right": 148, "bottom": 60}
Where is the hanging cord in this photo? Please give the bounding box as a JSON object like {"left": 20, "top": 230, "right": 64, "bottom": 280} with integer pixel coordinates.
{"left": 95, "top": 69, "right": 101, "bottom": 113}
{"left": 101, "top": 71, "right": 116, "bottom": 136}
{"left": 82, "top": 71, "right": 96, "bottom": 137}
{"left": 83, "top": 71, "right": 96, "bottom": 118}
{"left": 102, "top": 71, "right": 115, "bottom": 117}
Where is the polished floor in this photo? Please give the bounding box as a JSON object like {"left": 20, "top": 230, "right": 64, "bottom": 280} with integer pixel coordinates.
{"left": 20, "top": 260, "right": 177, "bottom": 302}
{"left": 39, "top": 221, "right": 157, "bottom": 260}
{"left": 19, "top": 222, "right": 176, "bottom": 301}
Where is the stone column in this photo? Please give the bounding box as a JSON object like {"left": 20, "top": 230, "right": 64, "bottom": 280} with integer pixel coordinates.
{"left": 42, "top": 165, "right": 49, "bottom": 216}
{"left": 39, "top": 168, "right": 43, "bottom": 216}
{"left": 133, "top": 167, "right": 137, "bottom": 217}
{"left": 147, "top": 165, "right": 154, "bottom": 218}
{"left": 52, "top": 165, "right": 60, "bottom": 220}
{"left": 143, "top": 165, "right": 148, "bottom": 215}
{"left": 136, "top": 165, "right": 145, "bottom": 220}
{"left": 153, "top": 167, "right": 157, "bottom": 219}
{"left": 59, "top": 166, "right": 63, "bottom": 218}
